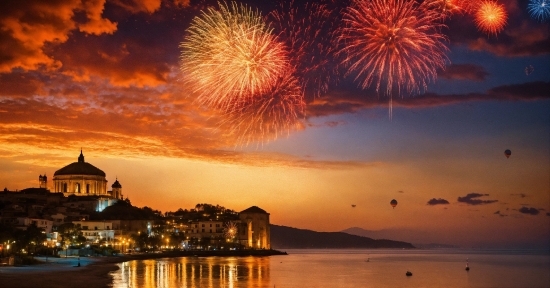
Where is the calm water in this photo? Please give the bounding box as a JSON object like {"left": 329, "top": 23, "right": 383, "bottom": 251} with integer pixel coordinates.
{"left": 110, "top": 249, "right": 550, "bottom": 288}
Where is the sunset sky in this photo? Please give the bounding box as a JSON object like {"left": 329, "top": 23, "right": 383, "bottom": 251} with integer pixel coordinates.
{"left": 0, "top": 0, "right": 548, "bottom": 248}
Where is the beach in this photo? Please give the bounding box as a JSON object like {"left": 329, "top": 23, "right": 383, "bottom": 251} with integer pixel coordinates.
{"left": 0, "top": 256, "right": 120, "bottom": 288}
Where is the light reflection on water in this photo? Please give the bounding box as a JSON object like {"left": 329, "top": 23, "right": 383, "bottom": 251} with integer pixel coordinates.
{"left": 112, "top": 256, "right": 270, "bottom": 288}
{"left": 111, "top": 250, "right": 550, "bottom": 288}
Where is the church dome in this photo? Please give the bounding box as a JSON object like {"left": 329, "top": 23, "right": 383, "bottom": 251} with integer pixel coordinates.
{"left": 54, "top": 151, "right": 106, "bottom": 177}
{"left": 112, "top": 179, "right": 122, "bottom": 188}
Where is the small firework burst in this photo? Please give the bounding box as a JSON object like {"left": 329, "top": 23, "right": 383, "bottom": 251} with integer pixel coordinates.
{"left": 475, "top": 1, "right": 508, "bottom": 35}
{"left": 224, "top": 221, "right": 238, "bottom": 240}
{"left": 339, "top": 0, "right": 448, "bottom": 117}
{"left": 221, "top": 70, "right": 306, "bottom": 146}
{"left": 180, "top": 1, "right": 289, "bottom": 110}
{"left": 528, "top": 0, "right": 550, "bottom": 22}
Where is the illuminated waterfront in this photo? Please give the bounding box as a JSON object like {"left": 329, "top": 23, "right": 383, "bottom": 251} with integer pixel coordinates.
{"left": 110, "top": 249, "right": 550, "bottom": 288}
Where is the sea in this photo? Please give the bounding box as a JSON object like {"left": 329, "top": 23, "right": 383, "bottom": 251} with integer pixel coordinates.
{"left": 110, "top": 249, "right": 550, "bottom": 288}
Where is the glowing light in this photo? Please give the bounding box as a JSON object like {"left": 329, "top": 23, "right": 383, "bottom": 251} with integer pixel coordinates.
{"left": 180, "top": 1, "right": 289, "bottom": 109}
{"left": 339, "top": 0, "right": 448, "bottom": 117}
{"left": 475, "top": 1, "right": 507, "bottom": 35}
{"left": 528, "top": 0, "right": 550, "bottom": 22}
{"left": 224, "top": 221, "right": 238, "bottom": 240}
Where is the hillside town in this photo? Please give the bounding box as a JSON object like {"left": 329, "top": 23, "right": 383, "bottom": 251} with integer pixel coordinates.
{"left": 0, "top": 152, "right": 271, "bottom": 264}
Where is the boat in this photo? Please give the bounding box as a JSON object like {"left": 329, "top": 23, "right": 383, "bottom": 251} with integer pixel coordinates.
{"left": 406, "top": 271, "right": 412, "bottom": 276}
{"left": 465, "top": 258, "right": 470, "bottom": 271}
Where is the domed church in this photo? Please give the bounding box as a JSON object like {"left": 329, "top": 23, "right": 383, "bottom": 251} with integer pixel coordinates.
{"left": 52, "top": 150, "right": 122, "bottom": 199}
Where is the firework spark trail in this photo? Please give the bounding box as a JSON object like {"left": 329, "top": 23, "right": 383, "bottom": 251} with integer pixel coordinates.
{"left": 528, "top": 0, "right": 550, "bottom": 22}
{"left": 221, "top": 70, "right": 306, "bottom": 146}
{"left": 269, "top": 0, "right": 344, "bottom": 98}
{"left": 475, "top": 1, "right": 508, "bottom": 35}
{"left": 339, "top": 0, "right": 449, "bottom": 118}
{"left": 425, "top": 0, "right": 478, "bottom": 17}
{"left": 180, "top": 1, "right": 289, "bottom": 110}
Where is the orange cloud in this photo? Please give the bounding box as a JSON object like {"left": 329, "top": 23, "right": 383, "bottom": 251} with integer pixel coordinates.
{"left": 79, "top": 0, "right": 118, "bottom": 35}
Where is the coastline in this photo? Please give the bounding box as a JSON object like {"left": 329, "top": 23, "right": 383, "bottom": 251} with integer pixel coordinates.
{"left": 0, "top": 250, "right": 287, "bottom": 288}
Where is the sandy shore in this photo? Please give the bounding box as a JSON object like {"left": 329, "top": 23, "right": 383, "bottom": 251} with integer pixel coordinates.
{"left": 0, "top": 250, "right": 286, "bottom": 288}
{"left": 0, "top": 256, "right": 121, "bottom": 288}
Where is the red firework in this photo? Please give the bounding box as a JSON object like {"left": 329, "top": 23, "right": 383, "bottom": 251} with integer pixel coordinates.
{"left": 340, "top": 0, "right": 448, "bottom": 98}
{"left": 269, "top": 0, "right": 342, "bottom": 98}
{"left": 220, "top": 69, "right": 306, "bottom": 146}
{"left": 475, "top": 1, "right": 507, "bottom": 35}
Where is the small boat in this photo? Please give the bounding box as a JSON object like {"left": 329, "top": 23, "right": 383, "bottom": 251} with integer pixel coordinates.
{"left": 406, "top": 271, "right": 412, "bottom": 276}
{"left": 465, "top": 258, "right": 470, "bottom": 271}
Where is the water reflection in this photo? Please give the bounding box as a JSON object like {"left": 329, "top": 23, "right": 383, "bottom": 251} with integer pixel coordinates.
{"left": 112, "top": 256, "right": 270, "bottom": 288}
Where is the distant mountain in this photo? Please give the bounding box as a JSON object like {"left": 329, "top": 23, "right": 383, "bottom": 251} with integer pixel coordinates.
{"left": 270, "top": 225, "right": 414, "bottom": 249}
{"left": 342, "top": 227, "right": 458, "bottom": 249}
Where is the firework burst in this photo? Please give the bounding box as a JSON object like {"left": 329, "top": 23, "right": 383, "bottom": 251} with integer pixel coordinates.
{"left": 475, "top": 1, "right": 507, "bottom": 35}
{"left": 339, "top": 0, "right": 448, "bottom": 117}
{"left": 269, "top": 0, "right": 343, "bottom": 98}
{"left": 528, "top": 0, "right": 550, "bottom": 22}
{"left": 180, "top": 1, "right": 289, "bottom": 109}
{"left": 221, "top": 70, "right": 306, "bottom": 146}
{"left": 224, "top": 221, "right": 238, "bottom": 240}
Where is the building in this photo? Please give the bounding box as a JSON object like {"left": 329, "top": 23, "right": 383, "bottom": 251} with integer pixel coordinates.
{"left": 239, "top": 206, "right": 270, "bottom": 249}
{"left": 72, "top": 220, "right": 115, "bottom": 243}
{"left": 49, "top": 151, "right": 123, "bottom": 211}
{"left": 53, "top": 150, "right": 119, "bottom": 198}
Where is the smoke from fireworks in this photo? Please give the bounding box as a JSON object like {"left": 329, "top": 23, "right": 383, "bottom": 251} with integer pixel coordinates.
{"left": 528, "top": 0, "right": 550, "bottom": 22}
{"left": 475, "top": 1, "right": 507, "bottom": 35}
{"left": 339, "top": 0, "right": 448, "bottom": 117}
{"left": 180, "top": 1, "right": 289, "bottom": 109}
{"left": 269, "top": 0, "right": 343, "bottom": 98}
{"left": 221, "top": 70, "right": 306, "bottom": 146}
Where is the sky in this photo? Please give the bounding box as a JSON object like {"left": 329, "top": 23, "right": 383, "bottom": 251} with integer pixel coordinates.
{"left": 0, "top": 0, "right": 549, "bottom": 248}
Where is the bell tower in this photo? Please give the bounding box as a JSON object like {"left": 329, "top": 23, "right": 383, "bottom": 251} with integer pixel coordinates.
{"left": 39, "top": 174, "right": 47, "bottom": 189}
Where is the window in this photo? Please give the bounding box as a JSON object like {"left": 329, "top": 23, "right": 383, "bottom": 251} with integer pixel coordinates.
{"left": 202, "top": 229, "right": 205, "bottom": 232}
{"left": 63, "top": 183, "right": 67, "bottom": 192}
{"left": 86, "top": 184, "right": 90, "bottom": 194}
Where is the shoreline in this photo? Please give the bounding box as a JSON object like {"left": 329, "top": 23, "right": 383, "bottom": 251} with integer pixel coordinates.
{"left": 0, "top": 249, "right": 287, "bottom": 288}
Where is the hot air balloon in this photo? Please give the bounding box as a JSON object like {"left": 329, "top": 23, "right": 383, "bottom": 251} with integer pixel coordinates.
{"left": 504, "top": 149, "right": 511, "bottom": 158}
{"left": 390, "top": 199, "right": 398, "bottom": 209}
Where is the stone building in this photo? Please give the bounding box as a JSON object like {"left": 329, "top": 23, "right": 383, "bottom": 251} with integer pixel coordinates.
{"left": 239, "top": 206, "right": 270, "bottom": 249}
{"left": 53, "top": 150, "right": 108, "bottom": 196}
{"left": 52, "top": 150, "right": 123, "bottom": 200}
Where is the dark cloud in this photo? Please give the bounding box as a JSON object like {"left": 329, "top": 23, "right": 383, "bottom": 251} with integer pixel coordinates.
{"left": 547, "top": 212, "right": 550, "bottom": 217}
{"left": 510, "top": 193, "right": 528, "bottom": 198}
{"left": 427, "top": 198, "right": 450, "bottom": 205}
{"left": 519, "top": 207, "right": 540, "bottom": 216}
{"left": 438, "top": 64, "right": 489, "bottom": 81}
{"left": 458, "top": 193, "right": 498, "bottom": 205}
{"left": 494, "top": 210, "right": 508, "bottom": 217}
{"left": 307, "top": 82, "right": 550, "bottom": 117}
